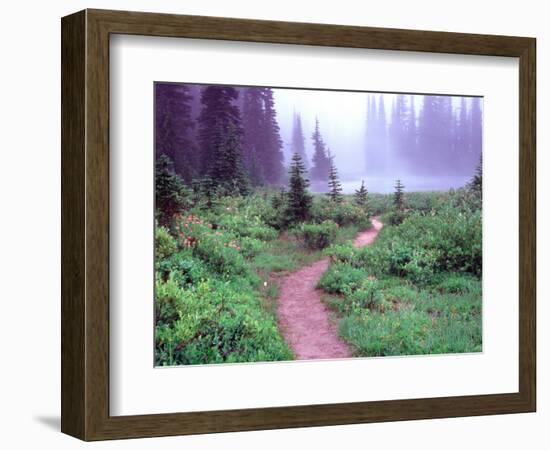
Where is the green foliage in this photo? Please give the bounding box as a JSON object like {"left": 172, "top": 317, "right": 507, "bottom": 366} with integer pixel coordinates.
{"left": 216, "top": 212, "right": 278, "bottom": 241}
{"left": 268, "top": 188, "right": 289, "bottom": 229}
{"left": 386, "top": 209, "right": 408, "bottom": 226}
{"left": 155, "top": 195, "right": 298, "bottom": 365}
{"left": 328, "top": 209, "right": 482, "bottom": 284}
{"left": 338, "top": 278, "right": 482, "bottom": 356}
{"left": 367, "top": 188, "right": 481, "bottom": 218}
{"left": 311, "top": 197, "right": 370, "bottom": 228}
{"left": 157, "top": 251, "right": 210, "bottom": 288}
{"left": 310, "top": 118, "right": 330, "bottom": 181}
{"left": 155, "top": 155, "right": 191, "bottom": 226}
{"left": 327, "top": 157, "right": 343, "bottom": 203}
{"left": 354, "top": 180, "right": 368, "bottom": 209}
{"left": 208, "top": 122, "right": 250, "bottom": 196}
{"left": 297, "top": 220, "right": 338, "bottom": 250}
{"left": 319, "top": 189, "right": 482, "bottom": 357}
{"left": 434, "top": 273, "right": 480, "bottom": 295}
{"left": 155, "top": 277, "right": 293, "bottom": 365}
{"left": 155, "top": 184, "right": 483, "bottom": 364}
{"left": 286, "top": 153, "right": 313, "bottom": 224}
{"left": 469, "top": 155, "right": 483, "bottom": 199}
{"left": 155, "top": 226, "right": 177, "bottom": 262}
{"left": 317, "top": 262, "right": 368, "bottom": 294}
{"left": 393, "top": 178, "right": 405, "bottom": 211}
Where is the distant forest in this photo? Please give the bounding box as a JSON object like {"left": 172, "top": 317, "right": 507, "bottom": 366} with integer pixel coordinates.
{"left": 155, "top": 83, "right": 482, "bottom": 192}
{"left": 365, "top": 94, "right": 482, "bottom": 176}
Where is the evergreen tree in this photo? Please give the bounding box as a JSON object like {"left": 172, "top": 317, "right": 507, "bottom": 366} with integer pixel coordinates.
{"left": 454, "top": 96, "right": 470, "bottom": 172}
{"left": 241, "top": 87, "right": 265, "bottom": 185}
{"left": 389, "top": 94, "right": 417, "bottom": 172}
{"left": 241, "top": 87, "right": 284, "bottom": 185}
{"left": 393, "top": 179, "right": 405, "bottom": 211}
{"left": 310, "top": 118, "right": 331, "bottom": 181}
{"left": 286, "top": 153, "right": 312, "bottom": 223}
{"left": 365, "top": 94, "right": 389, "bottom": 175}
{"left": 271, "top": 187, "right": 287, "bottom": 211}
{"left": 389, "top": 94, "right": 406, "bottom": 162}
{"left": 198, "top": 86, "right": 242, "bottom": 175}
{"left": 155, "top": 83, "right": 197, "bottom": 183}
{"left": 259, "top": 88, "right": 285, "bottom": 184}
{"left": 354, "top": 180, "right": 369, "bottom": 209}
{"left": 364, "top": 95, "right": 375, "bottom": 173}
{"left": 209, "top": 121, "right": 249, "bottom": 196}
{"left": 327, "top": 153, "right": 343, "bottom": 203}
{"left": 417, "top": 95, "right": 455, "bottom": 174}
{"left": 469, "top": 155, "right": 482, "bottom": 197}
{"left": 191, "top": 175, "right": 217, "bottom": 208}
{"left": 376, "top": 95, "right": 388, "bottom": 174}
{"left": 155, "top": 154, "right": 190, "bottom": 226}
{"left": 291, "top": 112, "right": 308, "bottom": 168}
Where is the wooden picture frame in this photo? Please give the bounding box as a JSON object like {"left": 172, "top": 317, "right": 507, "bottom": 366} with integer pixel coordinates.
{"left": 61, "top": 9, "right": 536, "bottom": 441}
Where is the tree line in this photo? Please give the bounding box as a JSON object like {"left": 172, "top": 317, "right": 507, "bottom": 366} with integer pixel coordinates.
{"left": 365, "top": 94, "right": 482, "bottom": 176}
{"left": 156, "top": 83, "right": 339, "bottom": 196}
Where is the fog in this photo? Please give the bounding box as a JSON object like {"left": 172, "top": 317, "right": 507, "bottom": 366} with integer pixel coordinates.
{"left": 156, "top": 83, "right": 483, "bottom": 194}
{"left": 273, "top": 89, "right": 482, "bottom": 193}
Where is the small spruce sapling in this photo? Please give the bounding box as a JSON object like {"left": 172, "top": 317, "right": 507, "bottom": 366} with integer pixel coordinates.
{"left": 327, "top": 154, "right": 343, "bottom": 203}
{"left": 393, "top": 179, "right": 405, "bottom": 211}
{"left": 155, "top": 154, "right": 190, "bottom": 226}
{"left": 354, "top": 180, "right": 369, "bottom": 210}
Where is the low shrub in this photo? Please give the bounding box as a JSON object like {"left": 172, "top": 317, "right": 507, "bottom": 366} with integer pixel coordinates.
{"left": 324, "top": 242, "right": 357, "bottom": 264}
{"left": 311, "top": 197, "right": 370, "bottom": 228}
{"left": 386, "top": 209, "right": 408, "bottom": 226}
{"left": 297, "top": 220, "right": 338, "bottom": 250}
{"left": 155, "top": 277, "right": 293, "bottom": 366}
{"left": 155, "top": 226, "right": 177, "bottom": 262}
{"left": 332, "top": 208, "right": 482, "bottom": 284}
{"left": 318, "top": 192, "right": 482, "bottom": 357}
{"left": 346, "top": 278, "right": 385, "bottom": 313}
{"left": 317, "top": 263, "right": 368, "bottom": 294}
{"left": 238, "top": 236, "right": 267, "bottom": 259}
{"left": 157, "top": 250, "right": 210, "bottom": 287}
{"left": 434, "top": 273, "right": 481, "bottom": 295}
{"left": 338, "top": 282, "right": 482, "bottom": 357}
{"left": 216, "top": 212, "right": 278, "bottom": 241}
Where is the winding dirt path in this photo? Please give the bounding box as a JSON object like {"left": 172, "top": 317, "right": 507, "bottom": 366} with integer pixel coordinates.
{"left": 277, "top": 217, "right": 384, "bottom": 360}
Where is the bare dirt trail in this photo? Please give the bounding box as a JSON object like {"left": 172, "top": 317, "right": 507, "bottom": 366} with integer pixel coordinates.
{"left": 277, "top": 217, "right": 384, "bottom": 360}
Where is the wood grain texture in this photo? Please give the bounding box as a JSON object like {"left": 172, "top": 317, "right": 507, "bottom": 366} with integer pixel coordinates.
{"left": 61, "top": 10, "right": 86, "bottom": 439}
{"left": 61, "top": 8, "right": 536, "bottom": 441}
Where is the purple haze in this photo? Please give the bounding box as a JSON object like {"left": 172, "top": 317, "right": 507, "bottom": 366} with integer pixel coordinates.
{"left": 155, "top": 83, "right": 483, "bottom": 193}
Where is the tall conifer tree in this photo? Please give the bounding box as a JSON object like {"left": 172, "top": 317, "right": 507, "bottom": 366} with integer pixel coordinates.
{"left": 291, "top": 112, "right": 308, "bottom": 168}
{"left": 377, "top": 95, "right": 388, "bottom": 174}
{"left": 155, "top": 83, "right": 197, "bottom": 183}
{"left": 198, "top": 86, "right": 242, "bottom": 175}
{"left": 259, "top": 88, "right": 285, "bottom": 184}
{"left": 209, "top": 121, "right": 249, "bottom": 196}
{"left": 310, "top": 118, "right": 331, "bottom": 181}
{"left": 241, "top": 87, "right": 265, "bottom": 185}
{"left": 286, "top": 153, "right": 312, "bottom": 223}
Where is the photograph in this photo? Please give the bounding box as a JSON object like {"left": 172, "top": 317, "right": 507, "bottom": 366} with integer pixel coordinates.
{"left": 154, "top": 82, "right": 483, "bottom": 367}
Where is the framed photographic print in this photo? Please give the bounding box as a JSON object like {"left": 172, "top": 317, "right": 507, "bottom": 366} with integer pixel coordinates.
{"left": 61, "top": 9, "right": 536, "bottom": 441}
